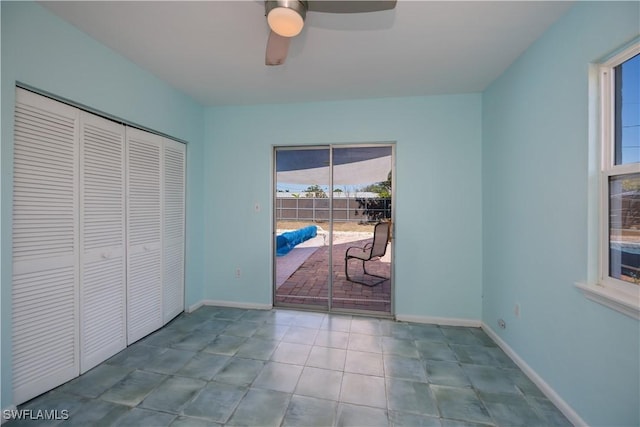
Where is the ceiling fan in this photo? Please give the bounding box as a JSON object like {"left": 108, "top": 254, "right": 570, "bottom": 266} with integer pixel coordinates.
{"left": 264, "top": 0, "right": 397, "bottom": 66}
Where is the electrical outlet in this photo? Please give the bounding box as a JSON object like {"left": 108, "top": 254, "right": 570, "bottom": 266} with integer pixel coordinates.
{"left": 254, "top": 203, "right": 261, "bottom": 212}
{"left": 235, "top": 268, "right": 241, "bottom": 278}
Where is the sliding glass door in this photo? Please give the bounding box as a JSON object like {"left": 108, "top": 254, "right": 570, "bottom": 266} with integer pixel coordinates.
{"left": 274, "top": 147, "right": 330, "bottom": 310}
{"left": 331, "top": 146, "right": 393, "bottom": 313}
{"left": 273, "top": 144, "right": 394, "bottom": 315}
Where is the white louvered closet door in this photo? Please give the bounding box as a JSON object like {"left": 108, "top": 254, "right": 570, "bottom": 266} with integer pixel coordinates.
{"left": 126, "top": 128, "right": 163, "bottom": 344}
{"left": 163, "top": 139, "right": 186, "bottom": 324}
{"left": 12, "top": 88, "right": 80, "bottom": 404}
{"left": 79, "top": 112, "right": 126, "bottom": 372}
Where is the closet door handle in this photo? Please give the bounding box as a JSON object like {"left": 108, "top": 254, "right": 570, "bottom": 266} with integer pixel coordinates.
{"left": 101, "top": 251, "right": 112, "bottom": 259}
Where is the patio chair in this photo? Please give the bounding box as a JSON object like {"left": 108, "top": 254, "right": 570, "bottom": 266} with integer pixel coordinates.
{"left": 345, "top": 221, "right": 391, "bottom": 286}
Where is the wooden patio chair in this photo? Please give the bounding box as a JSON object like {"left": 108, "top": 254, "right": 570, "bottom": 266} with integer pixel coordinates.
{"left": 344, "top": 221, "right": 391, "bottom": 286}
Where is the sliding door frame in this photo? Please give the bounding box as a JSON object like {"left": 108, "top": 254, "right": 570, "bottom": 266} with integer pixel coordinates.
{"left": 272, "top": 143, "right": 395, "bottom": 316}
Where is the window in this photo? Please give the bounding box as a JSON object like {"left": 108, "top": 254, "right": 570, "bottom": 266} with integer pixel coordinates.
{"left": 581, "top": 43, "right": 640, "bottom": 319}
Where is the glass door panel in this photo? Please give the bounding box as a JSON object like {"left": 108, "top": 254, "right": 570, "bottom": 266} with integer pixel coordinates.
{"left": 331, "top": 146, "right": 393, "bottom": 314}
{"left": 274, "top": 148, "right": 330, "bottom": 310}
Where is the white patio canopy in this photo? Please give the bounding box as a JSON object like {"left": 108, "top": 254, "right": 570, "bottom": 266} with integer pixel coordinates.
{"left": 276, "top": 146, "right": 392, "bottom": 185}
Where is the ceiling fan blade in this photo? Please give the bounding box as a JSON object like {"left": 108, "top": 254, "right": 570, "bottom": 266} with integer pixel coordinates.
{"left": 307, "top": 0, "right": 396, "bottom": 14}
{"left": 265, "top": 30, "right": 291, "bottom": 66}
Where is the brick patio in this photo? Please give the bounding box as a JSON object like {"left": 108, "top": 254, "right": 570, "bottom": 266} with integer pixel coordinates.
{"left": 275, "top": 238, "right": 391, "bottom": 313}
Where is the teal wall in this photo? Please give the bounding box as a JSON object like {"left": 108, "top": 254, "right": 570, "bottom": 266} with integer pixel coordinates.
{"left": 482, "top": 2, "right": 640, "bottom": 426}
{"left": 0, "top": 2, "right": 205, "bottom": 408}
{"left": 203, "top": 97, "right": 483, "bottom": 318}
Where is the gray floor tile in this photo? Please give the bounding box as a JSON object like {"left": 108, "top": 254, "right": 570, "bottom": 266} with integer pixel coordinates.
{"left": 106, "top": 343, "right": 165, "bottom": 369}
{"left": 350, "top": 317, "right": 383, "bottom": 335}
{"left": 226, "top": 388, "right": 290, "bottom": 426}
{"left": 415, "top": 341, "right": 458, "bottom": 361}
{"left": 140, "top": 376, "right": 206, "bottom": 413}
{"left": 410, "top": 324, "right": 446, "bottom": 341}
{"left": 348, "top": 333, "right": 383, "bottom": 353}
{"left": 271, "top": 342, "right": 312, "bottom": 365}
{"left": 336, "top": 403, "right": 389, "bottom": 427}
{"left": 100, "top": 370, "right": 167, "bottom": 406}
{"left": 478, "top": 391, "right": 546, "bottom": 427}
{"left": 294, "top": 312, "right": 326, "bottom": 329}
{"left": 468, "top": 329, "right": 498, "bottom": 347}
{"left": 525, "top": 396, "right": 573, "bottom": 427}
{"left": 253, "top": 361, "right": 304, "bottom": 393}
{"left": 380, "top": 320, "right": 414, "bottom": 339}
{"left": 143, "top": 327, "right": 190, "bottom": 348}
{"left": 240, "top": 309, "right": 274, "bottom": 323}
{"left": 510, "top": 370, "right": 546, "bottom": 398}
{"left": 254, "top": 322, "right": 290, "bottom": 340}
{"left": 213, "top": 357, "right": 265, "bottom": 386}
{"left": 390, "top": 411, "right": 442, "bottom": 427}
{"left": 176, "top": 352, "right": 230, "bottom": 381}
{"left": 171, "top": 331, "right": 216, "bottom": 352}
{"left": 314, "top": 330, "right": 350, "bottom": 349}
{"left": 170, "top": 416, "right": 222, "bottom": 427}
{"left": 451, "top": 344, "right": 516, "bottom": 368}
{"left": 196, "top": 319, "right": 231, "bottom": 334}
{"left": 202, "top": 334, "right": 247, "bottom": 356}
{"left": 382, "top": 337, "right": 420, "bottom": 358}
{"left": 182, "top": 381, "right": 247, "bottom": 423}
{"left": 18, "top": 391, "right": 88, "bottom": 422}
{"left": 321, "top": 315, "right": 353, "bottom": 332}
{"left": 11, "top": 306, "right": 572, "bottom": 427}
{"left": 440, "top": 419, "right": 495, "bottom": 427}
{"left": 386, "top": 378, "right": 438, "bottom": 417}
{"left": 307, "top": 346, "right": 347, "bottom": 371}
{"left": 431, "top": 385, "right": 492, "bottom": 424}
{"left": 440, "top": 327, "right": 483, "bottom": 345}
{"left": 384, "top": 355, "right": 428, "bottom": 381}
{"left": 223, "top": 320, "right": 260, "bottom": 337}
{"left": 296, "top": 367, "right": 343, "bottom": 401}
{"left": 282, "top": 326, "right": 319, "bottom": 345}
{"left": 112, "top": 407, "right": 176, "bottom": 426}
{"left": 266, "top": 310, "right": 299, "bottom": 325}
{"left": 426, "top": 360, "right": 471, "bottom": 387}
{"left": 63, "top": 399, "right": 129, "bottom": 427}
{"left": 340, "top": 373, "right": 387, "bottom": 408}
{"left": 212, "top": 307, "right": 248, "bottom": 321}
{"left": 235, "top": 337, "right": 280, "bottom": 360}
{"left": 143, "top": 348, "right": 196, "bottom": 375}
{"left": 345, "top": 350, "right": 384, "bottom": 376}
{"left": 282, "top": 395, "right": 338, "bottom": 427}
{"left": 60, "top": 364, "right": 133, "bottom": 398}
{"left": 462, "top": 365, "right": 520, "bottom": 394}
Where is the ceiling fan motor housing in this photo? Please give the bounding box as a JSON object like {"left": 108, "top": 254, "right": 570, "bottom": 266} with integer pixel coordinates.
{"left": 266, "top": 0, "right": 308, "bottom": 38}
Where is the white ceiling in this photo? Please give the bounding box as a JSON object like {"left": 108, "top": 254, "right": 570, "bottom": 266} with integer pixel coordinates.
{"left": 41, "top": 1, "right": 573, "bottom": 106}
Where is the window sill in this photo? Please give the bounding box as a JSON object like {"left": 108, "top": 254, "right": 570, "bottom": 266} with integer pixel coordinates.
{"left": 575, "top": 282, "right": 640, "bottom": 320}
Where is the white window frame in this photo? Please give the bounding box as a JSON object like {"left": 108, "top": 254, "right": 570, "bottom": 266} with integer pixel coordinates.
{"left": 577, "top": 42, "right": 640, "bottom": 320}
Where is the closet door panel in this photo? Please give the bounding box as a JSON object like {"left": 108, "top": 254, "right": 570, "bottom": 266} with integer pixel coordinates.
{"left": 79, "top": 112, "right": 126, "bottom": 372}
{"left": 12, "top": 88, "right": 80, "bottom": 405}
{"left": 126, "top": 128, "right": 163, "bottom": 344}
{"left": 163, "top": 139, "right": 185, "bottom": 323}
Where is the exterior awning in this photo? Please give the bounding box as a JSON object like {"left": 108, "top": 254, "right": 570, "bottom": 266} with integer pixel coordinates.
{"left": 276, "top": 146, "right": 391, "bottom": 185}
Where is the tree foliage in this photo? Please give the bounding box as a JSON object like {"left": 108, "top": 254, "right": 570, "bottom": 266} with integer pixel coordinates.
{"left": 305, "top": 184, "right": 328, "bottom": 198}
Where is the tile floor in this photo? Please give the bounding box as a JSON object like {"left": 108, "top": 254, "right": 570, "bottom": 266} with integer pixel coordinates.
{"left": 6, "top": 306, "right": 572, "bottom": 427}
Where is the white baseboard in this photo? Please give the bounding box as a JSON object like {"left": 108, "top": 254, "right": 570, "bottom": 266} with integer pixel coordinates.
{"left": 396, "top": 314, "right": 482, "bottom": 327}
{"left": 1, "top": 405, "right": 17, "bottom": 425}
{"left": 481, "top": 323, "right": 586, "bottom": 427}
{"left": 188, "top": 299, "right": 272, "bottom": 313}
